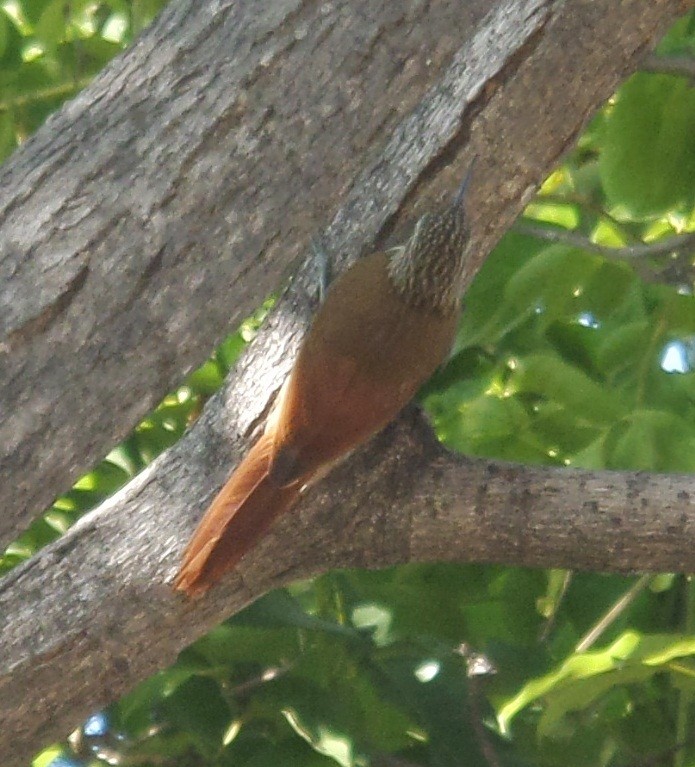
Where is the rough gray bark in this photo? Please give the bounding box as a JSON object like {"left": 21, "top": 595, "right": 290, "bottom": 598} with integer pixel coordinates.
{"left": 0, "top": 0, "right": 692, "bottom": 765}
{"left": 0, "top": 0, "right": 497, "bottom": 545}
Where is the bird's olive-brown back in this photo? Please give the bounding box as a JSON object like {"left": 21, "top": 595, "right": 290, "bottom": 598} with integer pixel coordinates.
{"left": 269, "top": 253, "right": 459, "bottom": 485}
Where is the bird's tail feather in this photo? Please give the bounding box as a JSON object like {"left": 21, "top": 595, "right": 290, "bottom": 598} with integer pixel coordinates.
{"left": 174, "top": 432, "right": 300, "bottom": 597}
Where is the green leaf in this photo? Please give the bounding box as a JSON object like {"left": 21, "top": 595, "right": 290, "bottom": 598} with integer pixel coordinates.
{"left": 537, "top": 664, "right": 655, "bottom": 737}
{"left": 0, "top": 110, "right": 16, "bottom": 162}
{"left": 545, "top": 320, "right": 601, "bottom": 376}
{"left": 504, "top": 243, "right": 599, "bottom": 323}
{"left": 185, "top": 622, "right": 301, "bottom": 668}
{"left": 530, "top": 401, "right": 599, "bottom": 456}
{"left": 579, "top": 259, "right": 637, "bottom": 320}
{"left": 160, "top": 675, "right": 230, "bottom": 758}
{"left": 601, "top": 73, "right": 695, "bottom": 219}
{"left": 604, "top": 409, "right": 695, "bottom": 471}
{"left": 69, "top": 37, "right": 125, "bottom": 75}
{"left": 596, "top": 319, "right": 652, "bottom": 378}
{"left": 216, "top": 332, "right": 247, "bottom": 370}
{"left": 524, "top": 200, "right": 580, "bottom": 229}
{"left": 516, "top": 353, "right": 626, "bottom": 426}
{"left": 32, "top": 745, "right": 63, "bottom": 767}
{"left": 660, "top": 289, "right": 695, "bottom": 333}
{"left": 23, "top": 0, "right": 57, "bottom": 27}
{"left": 244, "top": 638, "right": 417, "bottom": 760}
{"left": 0, "top": 11, "right": 23, "bottom": 68}
{"left": 236, "top": 590, "right": 364, "bottom": 639}
{"left": 438, "top": 392, "right": 529, "bottom": 449}
{"left": 536, "top": 569, "right": 571, "bottom": 619}
{"left": 656, "top": 10, "right": 695, "bottom": 55}
{"left": 463, "top": 568, "right": 546, "bottom": 646}
{"left": 338, "top": 564, "right": 489, "bottom": 646}
{"left": 35, "top": 1, "right": 67, "bottom": 55}
{"left": 455, "top": 230, "right": 544, "bottom": 348}
{"left": 131, "top": 0, "right": 169, "bottom": 33}
{"left": 222, "top": 735, "right": 343, "bottom": 767}
{"left": 186, "top": 359, "right": 225, "bottom": 395}
{"left": 377, "top": 654, "right": 490, "bottom": 767}
{"left": 498, "top": 630, "right": 695, "bottom": 734}
{"left": 110, "top": 664, "right": 201, "bottom": 734}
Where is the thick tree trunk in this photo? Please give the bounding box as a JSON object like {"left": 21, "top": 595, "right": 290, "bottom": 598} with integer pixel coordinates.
{"left": 1, "top": 0, "right": 501, "bottom": 546}
{"left": 0, "top": 0, "right": 691, "bottom": 765}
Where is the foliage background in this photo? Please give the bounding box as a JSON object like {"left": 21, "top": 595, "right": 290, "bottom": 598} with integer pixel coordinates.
{"left": 2, "top": 3, "right": 695, "bottom": 766}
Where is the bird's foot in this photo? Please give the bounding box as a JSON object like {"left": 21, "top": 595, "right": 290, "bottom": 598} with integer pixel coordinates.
{"left": 310, "top": 237, "right": 332, "bottom": 304}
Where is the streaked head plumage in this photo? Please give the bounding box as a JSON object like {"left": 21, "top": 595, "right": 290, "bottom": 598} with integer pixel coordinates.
{"left": 388, "top": 163, "right": 474, "bottom": 314}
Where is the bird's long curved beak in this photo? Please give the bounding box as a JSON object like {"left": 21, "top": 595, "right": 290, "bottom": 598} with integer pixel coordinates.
{"left": 453, "top": 157, "right": 477, "bottom": 207}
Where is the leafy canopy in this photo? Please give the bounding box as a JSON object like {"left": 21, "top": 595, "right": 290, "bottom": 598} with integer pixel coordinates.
{"left": 1, "top": 4, "right": 694, "bottom": 767}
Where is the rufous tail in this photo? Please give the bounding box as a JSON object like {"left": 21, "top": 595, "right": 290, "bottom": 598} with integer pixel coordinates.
{"left": 174, "top": 432, "right": 301, "bottom": 597}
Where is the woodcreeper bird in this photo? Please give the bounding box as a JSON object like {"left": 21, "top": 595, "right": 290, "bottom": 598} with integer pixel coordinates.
{"left": 174, "top": 168, "right": 474, "bottom": 597}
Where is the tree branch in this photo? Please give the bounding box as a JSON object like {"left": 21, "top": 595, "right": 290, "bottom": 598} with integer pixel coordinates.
{"left": 0, "top": 0, "right": 515, "bottom": 544}
{"left": 1, "top": 408, "right": 694, "bottom": 767}
{"left": 642, "top": 52, "right": 695, "bottom": 80}
{"left": 514, "top": 220, "right": 695, "bottom": 259}
{"left": 0, "top": 0, "right": 683, "bottom": 547}
{"left": 0, "top": 0, "right": 690, "bottom": 764}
